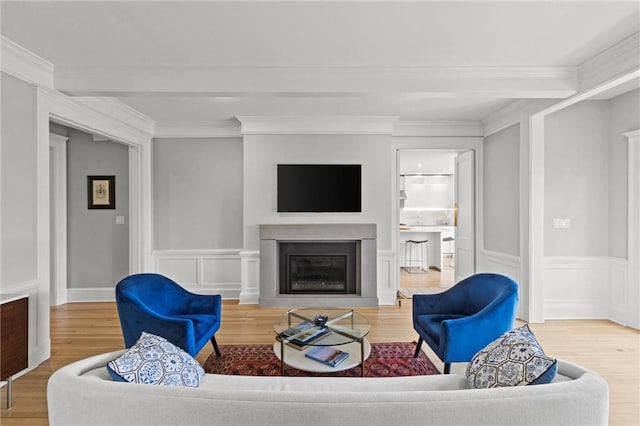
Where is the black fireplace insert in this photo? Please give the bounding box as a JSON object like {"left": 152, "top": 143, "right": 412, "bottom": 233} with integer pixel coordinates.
{"left": 279, "top": 241, "right": 358, "bottom": 295}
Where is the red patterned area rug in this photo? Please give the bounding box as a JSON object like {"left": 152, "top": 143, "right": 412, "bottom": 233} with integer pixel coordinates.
{"left": 202, "top": 342, "right": 440, "bottom": 377}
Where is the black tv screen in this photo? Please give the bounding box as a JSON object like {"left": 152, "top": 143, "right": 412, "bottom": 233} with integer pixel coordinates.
{"left": 277, "top": 164, "right": 362, "bottom": 212}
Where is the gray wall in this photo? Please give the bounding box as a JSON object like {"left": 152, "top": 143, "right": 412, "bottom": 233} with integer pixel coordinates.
{"left": 153, "top": 138, "right": 243, "bottom": 249}
{"left": 1, "top": 71, "right": 46, "bottom": 369}
{"left": 608, "top": 88, "right": 639, "bottom": 258}
{"left": 1, "top": 73, "right": 37, "bottom": 284}
{"left": 67, "top": 128, "right": 129, "bottom": 288}
{"left": 483, "top": 124, "right": 520, "bottom": 256}
{"left": 544, "top": 101, "right": 609, "bottom": 257}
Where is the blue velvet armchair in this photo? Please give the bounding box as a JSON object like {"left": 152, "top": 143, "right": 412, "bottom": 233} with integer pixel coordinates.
{"left": 413, "top": 273, "right": 518, "bottom": 373}
{"left": 115, "top": 273, "right": 222, "bottom": 358}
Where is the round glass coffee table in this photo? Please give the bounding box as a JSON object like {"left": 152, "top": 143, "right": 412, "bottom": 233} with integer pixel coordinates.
{"left": 273, "top": 308, "right": 371, "bottom": 376}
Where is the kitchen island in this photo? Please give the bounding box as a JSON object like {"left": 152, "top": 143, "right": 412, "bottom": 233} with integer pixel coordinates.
{"left": 399, "top": 225, "right": 454, "bottom": 271}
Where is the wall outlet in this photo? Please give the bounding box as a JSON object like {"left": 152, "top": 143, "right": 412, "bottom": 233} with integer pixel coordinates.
{"left": 116, "top": 215, "right": 125, "bottom": 225}
{"left": 552, "top": 218, "right": 571, "bottom": 229}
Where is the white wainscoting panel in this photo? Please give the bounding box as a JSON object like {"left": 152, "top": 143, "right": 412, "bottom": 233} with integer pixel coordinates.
{"left": 377, "top": 250, "right": 396, "bottom": 306}
{"left": 608, "top": 257, "right": 631, "bottom": 327}
{"left": 239, "top": 251, "right": 260, "bottom": 304}
{"left": 478, "top": 249, "right": 523, "bottom": 318}
{"left": 157, "top": 258, "right": 199, "bottom": 285}
{"left": 478, "top": 249, "right": 521, "bottom": 281}
{"left": 543, "top": 257, "right": 609, "bottom": 319}
{"left": 153, "top": 249, "right": 242, "bottom": 299}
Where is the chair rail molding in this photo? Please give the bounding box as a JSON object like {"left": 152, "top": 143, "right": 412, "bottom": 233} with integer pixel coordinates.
{"left": 479, "top": 249, "right": 521, "bottom": 275}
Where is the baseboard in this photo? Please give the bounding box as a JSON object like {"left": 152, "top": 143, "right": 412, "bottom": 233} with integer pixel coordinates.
{"left": 67, "top": 287, "right": 115, "bottom": 302}
{"left": 544, "top": 299, "right": 609, "bottom": 320}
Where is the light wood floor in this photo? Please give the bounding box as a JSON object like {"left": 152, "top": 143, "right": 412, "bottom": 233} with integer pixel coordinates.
{"left": 399, "top": 266, "right": 455, "bottom": 289}
{"left": 1, "top": 299, "right": 639, "bottom": 425}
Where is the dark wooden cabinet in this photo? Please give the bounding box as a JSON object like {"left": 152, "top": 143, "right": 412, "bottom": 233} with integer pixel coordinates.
{"left": 0, "top": 296, "right": 28, "bottom": 408}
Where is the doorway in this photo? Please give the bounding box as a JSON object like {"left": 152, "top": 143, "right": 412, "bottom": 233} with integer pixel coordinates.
{"left": 397, "top": 149, "right": 475, "bottom": 297}
{"left": 49, "top": 124, "right": 131, "bottom": 304}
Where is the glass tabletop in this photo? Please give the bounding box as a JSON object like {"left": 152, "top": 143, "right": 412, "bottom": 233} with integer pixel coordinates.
{"left": 273, "top": 308, "right": 370, "bottom": 347}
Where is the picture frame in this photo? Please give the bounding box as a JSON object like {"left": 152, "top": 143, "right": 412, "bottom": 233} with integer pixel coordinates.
{"left": 87, "top": 176, "right": 115, "bottom": 209}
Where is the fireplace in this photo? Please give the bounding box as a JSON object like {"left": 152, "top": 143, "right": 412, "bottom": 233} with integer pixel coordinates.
{"left": 259, "top": 224, "right": 378, "bottom": 307}
{"left": 279, "top": 241, "right": 358, "bottom": 295}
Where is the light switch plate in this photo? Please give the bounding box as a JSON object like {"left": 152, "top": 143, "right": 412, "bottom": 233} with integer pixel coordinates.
{"left": 116, "top": 215, "right": 125, "bottom": 225}
{"left": 552, "top": 218, "right": 570, "bottom": 229}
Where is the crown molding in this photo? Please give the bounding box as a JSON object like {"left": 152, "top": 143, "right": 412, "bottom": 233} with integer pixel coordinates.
{"left": 40, "top": 88, "right": 153, "bottom": 145}
{"left": 393, "top": 121, "right": 483, "bottom": 137}
{"left": 1, "top": 36, "right": 54, "bottom": 88}
{"left": 624, "top": 129, "right": 640, "bottom": 141}
{"left": 482, "top": 99, "right": 559, "bottom": 137}
{"left": 579, "top": 32, "right": 640, "bottom": 91}
{"left": 236, "top": 115, "right": 398, "bottom": 135}
{"left": 154, "top": 120, "right": 242, "bottom": 138}
{"left": 72, "top": 97, "right": 155, "bottom": 136}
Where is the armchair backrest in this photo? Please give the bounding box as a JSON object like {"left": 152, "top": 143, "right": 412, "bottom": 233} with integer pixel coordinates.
{"left": 116, "top": 273, "right": 187, "bottom": 316}
{"left": 442, "top": 273, "right": 518, "bottom": 316}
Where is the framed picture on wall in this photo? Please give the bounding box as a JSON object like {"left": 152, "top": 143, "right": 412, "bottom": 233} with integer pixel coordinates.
{"left": 87, "top": 176, "right": 115, "bottom": 209}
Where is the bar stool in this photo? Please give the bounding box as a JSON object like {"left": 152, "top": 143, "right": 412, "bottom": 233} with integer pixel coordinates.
{"left": 442, "top": 236, "right": 455, "bottom": 268}
{"left": 404, "top": 239, "right": 429, "bottom": 274}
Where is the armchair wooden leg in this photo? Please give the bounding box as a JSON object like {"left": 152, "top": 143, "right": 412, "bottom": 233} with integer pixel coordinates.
{"left": 210, "top": 335, "right": 221, "bottom": 358}
{"left": 413, "top": 337, "right": 423, "bottom": 358}
{"left": 443, "top": 363, "right": 451, "bottom": 374}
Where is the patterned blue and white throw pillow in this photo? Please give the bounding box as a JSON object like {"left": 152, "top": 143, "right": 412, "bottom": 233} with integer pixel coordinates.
{"left": 465, "top": 324, "right": 557, "bottom": 389}
{"left": 107, "top": 332, "right": 205, "bottom": 387}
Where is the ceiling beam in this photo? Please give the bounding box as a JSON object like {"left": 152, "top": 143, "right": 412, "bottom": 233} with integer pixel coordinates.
{"left": 55, "top": 65, "right": 578, "bottom": 99}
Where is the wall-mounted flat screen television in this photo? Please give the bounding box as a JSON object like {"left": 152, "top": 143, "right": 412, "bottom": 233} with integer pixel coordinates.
{"left": 277, "top": 164, "right": 362, "bottom": 213}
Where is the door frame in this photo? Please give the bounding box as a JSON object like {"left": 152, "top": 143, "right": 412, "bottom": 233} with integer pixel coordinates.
{"left": 39, "top": 90, "right": 153, "bottom": 305}
{"left": 393, "top": 137, "right": 484, "bottom": 298}
{"left": 454, "top": 150, "right": 476, "bottom": 282}
{"left": 49, "top": 132, "right": 69, "bottom": 306}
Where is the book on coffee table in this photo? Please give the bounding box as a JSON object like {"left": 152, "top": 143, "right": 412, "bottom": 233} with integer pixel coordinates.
{"left": 279, "top": 322, "right": 331, "bottom": 350}
{"left": 304, "top": 346, "right": 349, "bottom": 367}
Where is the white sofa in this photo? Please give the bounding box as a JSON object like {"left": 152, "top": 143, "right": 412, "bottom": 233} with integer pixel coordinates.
{"left": 47, "top": 350, "right": 608, "bottom": 426}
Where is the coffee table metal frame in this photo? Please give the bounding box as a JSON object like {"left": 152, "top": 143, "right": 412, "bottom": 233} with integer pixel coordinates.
{"left": 274, "top": 308, "right": 370, "bottom": 377}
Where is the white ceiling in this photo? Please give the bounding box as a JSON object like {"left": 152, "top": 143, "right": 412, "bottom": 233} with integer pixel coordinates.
{"left": 2, "top": 0, "right": 639, "bottom": 127}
